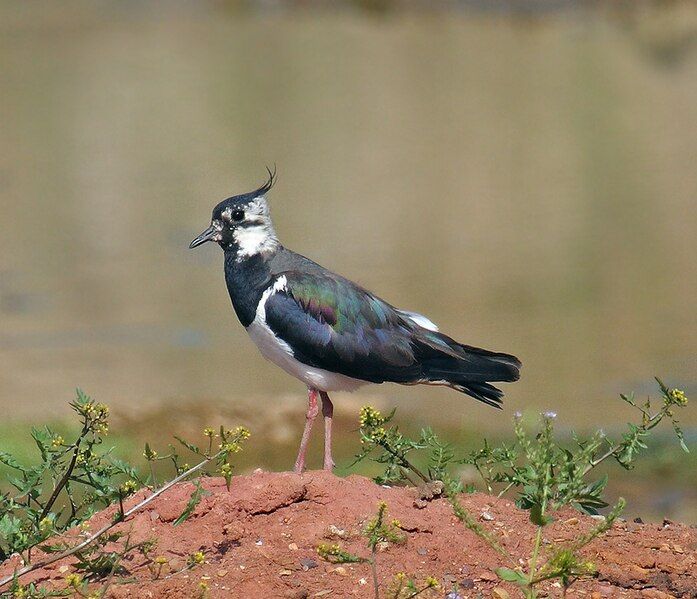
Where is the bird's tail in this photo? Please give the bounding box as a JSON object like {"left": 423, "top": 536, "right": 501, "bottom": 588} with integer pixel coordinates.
{"left": 414, "top": 332, "right": 521, "bottom": 409}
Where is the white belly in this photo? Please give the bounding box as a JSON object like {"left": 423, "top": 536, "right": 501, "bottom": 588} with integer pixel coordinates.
{"left": 246, "top": 320, "right": 367, "bottom": 392}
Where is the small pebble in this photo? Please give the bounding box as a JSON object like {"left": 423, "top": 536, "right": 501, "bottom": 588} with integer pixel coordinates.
{"left": 492, "top": 587, "right": 510, "bottom": 599}
{"left": 481, "top": 511, "right": 494, "bottom": 521}
{"left": 288, "top": 543, "right": 299, "bottom": 551}
{"left": 332, "top": 566, "right": 348, "bottom": 576}
{"left": 279, "top": 569, "right": 293, "bottom": 576}
{"left": 460, "top": 578, "right": 475, "bottom": 589}
{"left": 326, "top": 524, "right": 348, "bottom": 539}
{"left": 300, "top": 558, "right": 318, "bottom": 570}
{"left": 216, "top": 569, "right": 228, "bottom": 577}
{"left": 417, "top": 547, "right": 428, "bottom": 556}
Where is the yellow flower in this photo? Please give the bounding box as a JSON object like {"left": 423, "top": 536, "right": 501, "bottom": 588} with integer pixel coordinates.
{"left": 668, "top": 388, "right": 688, "bottom": 406}
{"left": 371, "top": 427, "right": 387, "bottom": 442}
{"left": 220, "top": 442, "right": 241, "bottom": 453}
{"left": 154, "top": 555, "right": 168, "bottom": 565}
{"left": 190, "top": 551, "right": 205, "bottom": 565}
{"left": 234, "top": 426, "right": 251, "bottom": 439}
{"left": 199, "top": 581, "right": 209, "bottom": 591}
{"left": 220, "top": 463, "right": 232, "bottom": 476}
{"left": 359, "top": 406, "right": 383, "bottom": 427}
{"left": 143, "top": 448, "right": 158, "bottom": 459}
{"left": 51, "top": 436, "right": 64, "bottom": 448}
{"left": 39, "top": 517, "right": 53, "bottom": 532}
{"left": 120, "top": 480, "right": 138, "bottom": 495}
{"left": 65, "top": 573, "right": 82, "bottom": 588}
{"left": 203, "top": 427, "right": 215, "bottom": 437}
{"left": 425, "top": 576, "right": 439, "bottom": 588}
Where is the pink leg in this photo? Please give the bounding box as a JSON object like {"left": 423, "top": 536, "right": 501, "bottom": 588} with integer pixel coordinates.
{"left": 294, "top": 388, "right": 319, "bottom": 474}
{"left": 320, "top": 391, "right": 335, "bottom": 472}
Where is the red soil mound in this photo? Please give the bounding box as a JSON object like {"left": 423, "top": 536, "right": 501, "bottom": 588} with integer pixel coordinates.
{"left": 1, "top": 471, "right": 695, "bottom": 598}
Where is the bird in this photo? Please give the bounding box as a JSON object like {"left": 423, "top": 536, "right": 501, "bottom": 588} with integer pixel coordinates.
{"left": 189, "top": 170, "right": 521, "bottom": 474}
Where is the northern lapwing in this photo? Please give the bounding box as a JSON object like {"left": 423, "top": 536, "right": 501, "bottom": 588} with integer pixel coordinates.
{"left": 190, "top": 171, "right": 521, "bottom": 473}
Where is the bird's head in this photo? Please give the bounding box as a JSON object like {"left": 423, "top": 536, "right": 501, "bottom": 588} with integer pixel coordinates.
{"left": 189, "top": 169, "right": 279, "bottom": 258}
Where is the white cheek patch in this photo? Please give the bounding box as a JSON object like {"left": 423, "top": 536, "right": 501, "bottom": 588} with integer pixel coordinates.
{"left": 233, "top": 223, "right": 278, "bottom": 258}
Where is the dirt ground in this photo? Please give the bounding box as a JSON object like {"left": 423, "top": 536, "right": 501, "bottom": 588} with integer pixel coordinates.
{"left": 1, "top": 471, "right": 695, "bottom": 598}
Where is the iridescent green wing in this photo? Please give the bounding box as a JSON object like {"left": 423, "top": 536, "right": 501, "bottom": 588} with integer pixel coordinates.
{"left": 264, "top": 272, "right": 420, "bottom": 383}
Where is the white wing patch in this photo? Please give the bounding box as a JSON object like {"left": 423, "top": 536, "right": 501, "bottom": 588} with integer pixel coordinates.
{"left": 398, "top": 310, "right": 439, "bottom": 332}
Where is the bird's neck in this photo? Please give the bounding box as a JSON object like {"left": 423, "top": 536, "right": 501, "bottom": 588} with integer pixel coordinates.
{"left": 223, "top": 249, "right": 277, "bottom": 327}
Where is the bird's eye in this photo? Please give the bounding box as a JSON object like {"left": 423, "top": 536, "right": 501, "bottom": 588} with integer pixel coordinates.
{"left": 231, "top": 209, "right": 245, "bottom": 222}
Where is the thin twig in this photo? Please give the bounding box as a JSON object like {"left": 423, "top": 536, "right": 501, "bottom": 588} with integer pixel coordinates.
{"left": 38, "top": 426, "right": 87, "bottom": 521}
{"left": 370, "top": 545, "right": 379, "bottom": 599}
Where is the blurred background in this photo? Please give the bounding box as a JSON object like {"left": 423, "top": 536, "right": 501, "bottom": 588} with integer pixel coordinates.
{"left": 1, "top": 0, "right": 695, "bottom": 520}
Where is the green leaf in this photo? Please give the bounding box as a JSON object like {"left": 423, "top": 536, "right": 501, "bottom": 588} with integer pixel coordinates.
{"left": 174, "top": 436, "right": 200, "bottom": 455}
{"left": 0, "top": 451, "right": 26, "bottom": 473}
{"left": 173, "top": 481, "right": 209, "bottom": 526}
{"left": 496, "top": 567, "right": 526, "bottom": 584}
{"left": 529, "top": 503, "right": 550, "bottom": 526}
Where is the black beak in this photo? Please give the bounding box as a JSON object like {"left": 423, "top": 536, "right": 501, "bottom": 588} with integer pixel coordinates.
{"left": 189, "top": 225, "right": 216, "bottom": 249}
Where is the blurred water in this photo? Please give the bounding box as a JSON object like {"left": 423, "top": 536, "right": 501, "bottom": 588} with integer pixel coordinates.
{"left": 0, "top": 4, "right": 695, "bottom": 437}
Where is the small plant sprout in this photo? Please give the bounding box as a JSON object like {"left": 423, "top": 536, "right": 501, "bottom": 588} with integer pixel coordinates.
{"left": 463, "top": 379, "right": 689, "bottom": 514}
{"left": 354, "top": 407, "right": 460, "bottom": 492}
{"left": 353, "top": 379, "right": 688, "bottom": 598}
{"left": 188, "top": 550, "right": 206, "bottom": 567}
{"left": 316, "top": 543, "right": 366, "bottom": 564}
{"left": 316, "top": 502, "right": 407, "bottom": 599}
{"left": 0, "top": 392, "right": 251, "bottom": 591}
{"left": 0, "top": 389, "right": 146, "bottom": 564}
{"left": 387, "top": 571, "right": 441, "bottom": 599}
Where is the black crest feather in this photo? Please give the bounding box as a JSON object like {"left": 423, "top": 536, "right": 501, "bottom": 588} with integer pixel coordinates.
{"left": 252, "top": 165, "right": 277, "bottom": 197}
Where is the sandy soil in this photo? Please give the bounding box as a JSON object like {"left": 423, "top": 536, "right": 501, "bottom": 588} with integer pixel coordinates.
{"left": 1, "top": 471, "right": 695, "bottom": 598}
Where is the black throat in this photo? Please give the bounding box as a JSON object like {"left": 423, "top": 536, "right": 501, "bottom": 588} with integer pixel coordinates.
{"left": 223, "top": 249, "right": 275, "bottom": 327}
